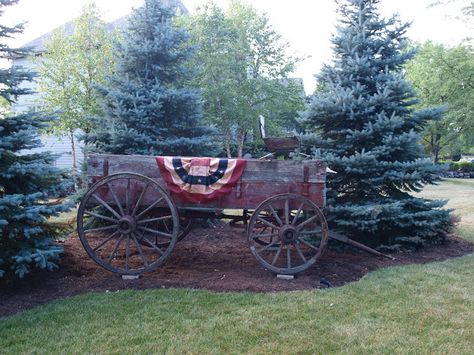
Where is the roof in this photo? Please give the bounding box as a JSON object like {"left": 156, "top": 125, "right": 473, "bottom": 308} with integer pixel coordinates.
{"left": 22, "top": 0, "right": 188, "bottom": 53}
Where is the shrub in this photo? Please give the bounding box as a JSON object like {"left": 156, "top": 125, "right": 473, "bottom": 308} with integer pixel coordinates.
{"left": 449, "top": 161, "right": 474, "bottom": 172}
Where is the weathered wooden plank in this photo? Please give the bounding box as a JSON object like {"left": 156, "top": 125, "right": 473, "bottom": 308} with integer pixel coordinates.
{"left": 87, "top": 154, "right": 326, "bottom": 183}
{"left": 90, "top": 180, "right": 326, "bottom": 210}
{"left": 86, "top": 154, "right": 327, "bottom": 209}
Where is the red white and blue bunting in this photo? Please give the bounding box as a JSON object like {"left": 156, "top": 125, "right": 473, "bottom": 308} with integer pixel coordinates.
{"left": 156, "top": 157, "right": 246, "bottom": 203}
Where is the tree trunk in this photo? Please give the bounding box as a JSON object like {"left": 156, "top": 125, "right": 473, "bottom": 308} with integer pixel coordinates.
{"left": 70, "top": 129, "right": 77, "bottom": 170}
{"left": 225, "top": 132, "right": 232, "bottom": 158}
{"left": 433, "top": 133, "right": 442, "bottom": 164}
{"left": 237, "top": 131, "right": 247, "bottom": 158}
{"left": 433, "top": 147, "right": 440, "bottom": 164}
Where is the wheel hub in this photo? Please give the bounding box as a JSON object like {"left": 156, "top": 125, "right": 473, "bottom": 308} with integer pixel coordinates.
{"left": 279, "top": 225, "right": 298, "bottom": 244}
{"left": 118, "top": 215, "right": 136, "bottom": 234}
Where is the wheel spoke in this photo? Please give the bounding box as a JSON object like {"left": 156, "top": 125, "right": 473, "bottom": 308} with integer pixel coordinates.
{"left": 163, "top": 220, "right": 171, "bottom": 233}
{"left": 131, "top": 232, "right": 149, "bottom": 268}
{"left": 137, "top": 231, "right": 164, "bottom": 255}
{"left": 84, "top": 224, "right": 117, "bottom": 234}
{"left": 295, "top": 243, "right": 307, "bottom": 263}
{"left": 136, "top": 197, "right": 164, "bottom": 219}
{"left": 84, "top": 210, "right": 118, "bottom": 224}
{"left": 268, "top": 205, "right": 283, "bottom": 226}
{"left": 295, "top": 215, "right": 319, "bottom": 231}
{"left": 287, "top": 245, "right": 291, "bottom": 268}
{"left": 299, "top": 228, "right": 322, "bottom": 235}
{"left": 125, "top": 234, "right": 131, "bottom": 271}
{"left": 138, "top": 226, "right": 173, "bottom": 239}
{"left": 291, "top": 202, "right": 305, "bottom": 226}
{"left": 300, "top": 238, "right": 319, "bottom": 251}
{"left": 284, "top": 198, "right": 289, "bottom": 225}
{"left": 125, "top": 178, "right": 131, "bottom": 215}
{"left": 253, "top": 223, "right": 269, "bottom": 233}
{"left": 107, "top": 182, "right": 124, "bottom": 216}
{"left": 271, "top": 245, "right": 283, "bottom": 266}
{"left": 82, "top": 217, "right": 95, "bottom": 231}
{"left": 257, "top": 216, "right": 279, "bottom": 230}
{"left": 257, "top": 241, "right": 280, "bottom": 253}
{"left": 93, "top": 230, "right": 120, "bottom": 252}
{"left": 253, "top": 232, "right": 279, "bottom": 239}
{"left": 108, "top": 233, "right": 125, "bottom": 263}
{"left": 137, "top": 215, "right": 173, "bottom": 224}
{"left": 131, "top": 183, "right": 149, "bottom": 217}
{"left": 92, "top": 193, "right": 122, "bottom": 220}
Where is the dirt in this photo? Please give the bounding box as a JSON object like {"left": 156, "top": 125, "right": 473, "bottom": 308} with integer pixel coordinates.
{"left": 1, "top": 224, "right": 472, "bottom": 318}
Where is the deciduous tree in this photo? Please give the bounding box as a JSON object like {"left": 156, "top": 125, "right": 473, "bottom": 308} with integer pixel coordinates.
{"left": 36, "top": 4, "right": 116, "bottom": 169}
{"left": 184, "top": 1, "right": 305, "bottom": 157}
{"left": 405, "top": 41, "right": 474, "bottom": 160}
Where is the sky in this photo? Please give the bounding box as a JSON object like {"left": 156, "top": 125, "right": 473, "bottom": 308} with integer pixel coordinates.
{"left": 3, "top": 0, "right": 471, "bottom": 93}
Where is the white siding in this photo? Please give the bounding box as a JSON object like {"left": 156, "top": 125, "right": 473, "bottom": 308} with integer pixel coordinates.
{"left": 12, "top": 58, "right": 83, "bottom": 171}
{"left": 22, "top": 131, "right": 84, "bottom": 171}
{"left": 12, "top": 57, "right": 40, "bottom": 113}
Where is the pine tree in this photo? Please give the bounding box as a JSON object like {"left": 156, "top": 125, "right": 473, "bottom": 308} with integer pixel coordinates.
{"left": 85, "top": 0, "right": 218, "bottom": 156}
{"left": 303, "top": 0, "right": 452, "bottom": 250}
{"left": 0, "top": 0, "right": 70, "bottom": 278}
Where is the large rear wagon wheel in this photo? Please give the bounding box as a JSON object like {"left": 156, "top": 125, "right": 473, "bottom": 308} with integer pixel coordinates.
{"left": 77, "top": 173, "right": 179, "bottom": 275}
{"left": 248, "top": 193, "right": 328, "bottom": 275}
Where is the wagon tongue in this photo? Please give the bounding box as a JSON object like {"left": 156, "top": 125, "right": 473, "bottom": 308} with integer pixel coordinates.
{"left": 329, "top": 232, "right": 395, "bottom": 260}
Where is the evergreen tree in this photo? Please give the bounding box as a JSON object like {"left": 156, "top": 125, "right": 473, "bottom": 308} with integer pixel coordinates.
{"left": 303, "top": 0, "right": 452, "bottom": 250}
{"left": 0, "top": 0, "right": 70, "bottom": 278}
{"left": 86, "top": 0, "right": 217, "bottom": 156}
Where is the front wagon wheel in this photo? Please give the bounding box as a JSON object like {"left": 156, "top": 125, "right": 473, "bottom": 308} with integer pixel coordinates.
{"left": 77, "top": 173, "right": 179, "bottom": 275}
{"left": 248, "top": 193, "right": 328, "bottom": 275}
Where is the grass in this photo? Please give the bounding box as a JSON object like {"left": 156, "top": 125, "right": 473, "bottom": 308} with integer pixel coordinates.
{"left": 1, "top": 179, "right": 473, "bottom": 354}
{"left": 415, "top": 178, "right": 474, "bottom": 233}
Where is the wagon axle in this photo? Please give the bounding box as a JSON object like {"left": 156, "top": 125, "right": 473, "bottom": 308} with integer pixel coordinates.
{"left": 118, "top": 216, "right": 137, "bottom": 234}
{"left": 279, "top": 226, "right": 298, "bottom": 244}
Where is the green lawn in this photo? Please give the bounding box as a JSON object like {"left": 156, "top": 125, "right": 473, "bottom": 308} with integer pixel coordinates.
{"left": 1, "top": 179, "right": 473, "bottom": 354}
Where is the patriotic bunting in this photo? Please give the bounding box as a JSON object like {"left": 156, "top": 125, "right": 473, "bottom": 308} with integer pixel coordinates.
{"left": 156, "top": 157, "right": 246, "bottom": 203}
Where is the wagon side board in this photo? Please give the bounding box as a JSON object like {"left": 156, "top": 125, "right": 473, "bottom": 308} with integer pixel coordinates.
{"left": 87, "top": 154, "right": 327, "bottom": 209}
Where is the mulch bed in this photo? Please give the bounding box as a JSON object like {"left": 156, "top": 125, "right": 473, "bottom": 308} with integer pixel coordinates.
{"left": 1, "top": 224, "right": 472, "bottom": 318}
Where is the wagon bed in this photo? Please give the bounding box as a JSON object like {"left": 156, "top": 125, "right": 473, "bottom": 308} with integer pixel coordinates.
{"left": 86, "top": 154, "right": 327, "bottom": 209}
{"left": 78, "top": 154, "right": 330, "bottom": 276}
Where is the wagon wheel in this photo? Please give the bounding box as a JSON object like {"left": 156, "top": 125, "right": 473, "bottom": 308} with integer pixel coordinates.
{"left": 250, "top": 210, "right": 278, "bottom": 246}
{"left": 248, "top": 193, "right": 328, "bottom": 275}
{"left": 77, "top": 173, "right": 179, "bottom": 275}
{"left": 143, "top": 216, "right": 192, "bottom": 248}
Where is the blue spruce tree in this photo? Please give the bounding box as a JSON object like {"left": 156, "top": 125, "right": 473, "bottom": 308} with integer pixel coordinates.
{"left": 303, "top": 0, "right": 452, "bottom": 250}
{"left": 0, "top": 0, "right": 70, "bottom": 278}
{"left": 86, "top": 0, "right": 218, "bottom": 156}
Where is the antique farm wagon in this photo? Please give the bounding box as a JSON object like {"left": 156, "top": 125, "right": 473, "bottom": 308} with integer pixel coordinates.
{"left": 77, "top": 153, "right": 330, "bottom": 276}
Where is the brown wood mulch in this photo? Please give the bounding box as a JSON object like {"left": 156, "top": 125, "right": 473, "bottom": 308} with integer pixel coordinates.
{"left": 1, "top": 224, "right": 472, "bottom": 318}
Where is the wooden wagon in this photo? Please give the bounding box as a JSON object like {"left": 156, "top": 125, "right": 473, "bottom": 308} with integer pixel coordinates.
{"left": 77, "top": 153, "right": 330, "bottom": 276}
